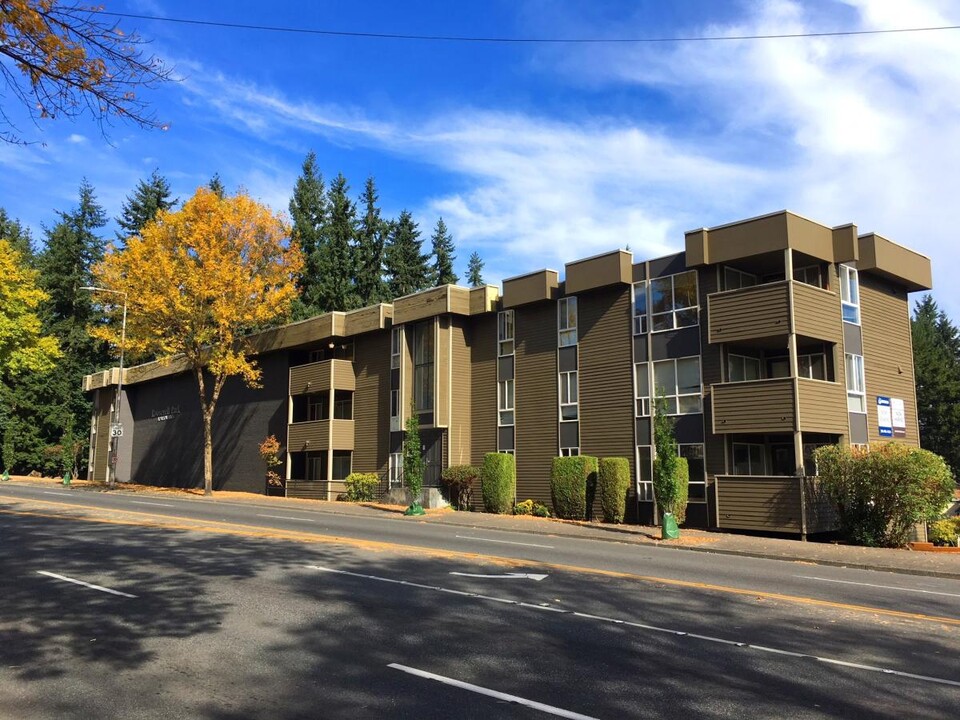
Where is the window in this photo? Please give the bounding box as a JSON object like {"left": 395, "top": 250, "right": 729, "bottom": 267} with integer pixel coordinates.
{"left": 798, "top": 353, "right": 827, "bottom": 380}
{"left": 559, "top": 297, "right": 578, "bottom": 346}
{"left": 724, "top": 266, "right": 757, "bottom": 291}
{"left": 390, "top": 389, "right": 400, "bottom": 425}
{"left": 634, "top": 363, "right": 650, "bottom": 417}
{"left": 732, "top": 443, "right": 765, "bottom": 475}
{"left": 632, "top": 281, "right": 648, "bottom": 334}
{"left": 768, "top": 358, "right": 790, "bottom": 379}
{"left": 306, "top": 452, "right": 326, "bottom": 481}
{"left": 499, "top": 378, "right": 514, "bottom": 426}
{"left": 391, "top": 327, "right": 401, "bottom": 369}
{"left": 846, "top": 352, "right": 866, "bottom": 413}
{"left": 794, "top": 265, "right": 824, "bottom": 288}
{"left": 650, "top": 271, "right": 698, "bottom": 331}
{"left": 560, "top": 447, "right": 579, "bottom": 457}
{"left": 388, "top": 452, "right": 403, "bottom": 487}
{"left": 636, "top": 446, "right": 653, "bottom": 501}
{"left": 332, "top": 451, "right": 352, "bottom": 481}
{"left": 559, "top": 371, "right": 578, "bottom": 420}
{"left": 653, "top": 357, "right": 702, "bottom": 415}
{"left": 840, "top": 265, "right": 860, "bottom": 324}
{"left": 728, "top": 354, "right": 761, "bottom": 382}
{"left": 498, "top": 310, "right": 515, "bottom": 356}
{"left": 680, "top": 444, "right": 706, "bottom": 500}
{"left": 307, "top": 394, "right": 327, "bottom": 421}
{"left": 413, "top": 321, "right": 434, "bottom": 413}
{"left": 333, "top": 390, "right": 353, "bottom": 420}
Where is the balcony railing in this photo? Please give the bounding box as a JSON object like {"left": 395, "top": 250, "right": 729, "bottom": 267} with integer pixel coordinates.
{"left": 287, "top": 419, "right": 354, "bottom": 452}
{"left": 289, "top": 359, "right": 355, "bottom": 396}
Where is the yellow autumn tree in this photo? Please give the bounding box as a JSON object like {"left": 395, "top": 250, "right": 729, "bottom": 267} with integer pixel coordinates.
{"left": 0, "top": 1, "right": 171, "bottom": 143}
{"left": 0, "top": 237, "right": 61, "bottom": 377}
{"left": 91, "top": 187, "right": 303, "bottom": 495}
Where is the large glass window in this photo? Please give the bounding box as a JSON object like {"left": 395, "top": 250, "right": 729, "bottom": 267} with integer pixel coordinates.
{"left": 307, "top": 394, "right": 328, "bottom": 421}
{"left": 846, "top": 352, "right": 866, "bottom": 413}
{"left": 413, "top": 321, "right": 434, "bottom": 413}
{"left": 333, "top": 390, "right": 353, "bottom": 420}
{"left": 653, "top": 357, "right": 702, "bottom": 415}
{"left": 633, "top": 281, "right": 648, "bottom": 335}
{"left": 391, "top": 327, "right": 401, "bottom": 369}
{"left": 798, "top": 353, "right": 827, "bottom": 381}
{"left": 733, "top": 443, "right": 765, "bottom": 475}
{"left": 724, "top": 267, "right": 757, "bottom": 291}
{"left": 840, "top": 265, "right": 860, "bottom": 324}
{"left": 559, "top": 370, "right": 578, "bottom": 420}
{"left": 637, "top": 446, "right": 653, "bottom": 501}
{"left": 634, "top": 362, "right": 650, "bottom": 417}
{"left": 499, "top": 378, "right": 514, "bottom": 426}
{"left": 794, "top": 265, "right": 824, "bottom": 289}
{"left": 559, "top": 297, "right": 578, "bottom": 346}
{"left": 498, "top": 310, "right": 515, "bottom": 356}
{"left": 727, "top": 354, "right": 761, "bottom": 382}
{"left": 388, "top": 452, "right": 403, "bottom": 487}
{"left": 332, "top": 451, "right": 352, "bottom": 481}
{"left": 680, "top": 444, "right": 706, "bottom": 500}
{"left": 650, "top": 270, "right": 698, "bottom": 331}
{"left": 390, "top": 389, "right": 400, "bottom": 431}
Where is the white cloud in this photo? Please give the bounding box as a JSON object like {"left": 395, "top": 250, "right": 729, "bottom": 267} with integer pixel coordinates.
{"left": 66, "top": 133, "right": 88, "bottom": 144}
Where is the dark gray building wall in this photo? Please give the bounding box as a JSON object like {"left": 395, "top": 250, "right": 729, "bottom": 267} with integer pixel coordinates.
{"left": 127, "top": 351, "right": 289, "bottom": 493}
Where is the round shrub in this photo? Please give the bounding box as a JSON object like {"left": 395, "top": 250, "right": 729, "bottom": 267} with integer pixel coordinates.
{"left": 551, "top": 456, "right": 598, "bottom": 520}
{"left": 598, "top": 457, "right": 631, "bottom": 524}
{"left": 928, "top": 517, "right": 960, "bottom": 546}
{"left": 344, "top": 472, "right": 379, "bottom": 502}
{"left": 481, "top": 452, "right": 515, "bottom": 514}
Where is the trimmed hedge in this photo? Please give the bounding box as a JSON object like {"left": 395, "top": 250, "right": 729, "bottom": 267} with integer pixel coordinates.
{"left": 598, "top": 457, "right": 631, "bottom": 524}
{"left": 551, "top": 455, "right": 598, "bottom": 520}
{"left": 344, "top": 472, "right": 379, "bottom": 502}
{"left": 440, "top": 465, "right": 481, "bottom": 510}
{"left": 481, "top": 453, "right": 515, "bottom": 514}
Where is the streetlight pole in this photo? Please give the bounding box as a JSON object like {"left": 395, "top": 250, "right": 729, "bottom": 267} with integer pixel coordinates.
{"left": 81, "top": 286, "right": 127, "bottom": 489}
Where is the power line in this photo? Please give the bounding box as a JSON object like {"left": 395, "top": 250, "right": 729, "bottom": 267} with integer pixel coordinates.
{"left": 98, "top": 11, "right": 960, "bottom": 44}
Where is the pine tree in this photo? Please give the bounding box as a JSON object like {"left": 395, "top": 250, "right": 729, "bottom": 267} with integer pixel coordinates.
{"left": 208, "top": 173, "right": 226, "bottom": 199}
{"left": 912, "top": 295, "right": 960, "bottom": 476}
{"left": 354, "top": 177, "right": 389, "bottom": 306}
{"left": 116, "top": 169, "right": 177, "bottom": 239}
{"left": 0, "top": 207, "right": 34, "bottom": 259}
{"left": 467, "top": 251, "right": 485, "bottom": 287}
{"left": 384, "top": 210, "right": 430, "bottom": 299}
{"left": 288, "top": 152, "right": 327, "bottom": 316}
{"left": 429, "top": 217, "right": 458, "bottom": 286}
{"left": 316, "top": 173, "right": 357, "bottom": 312}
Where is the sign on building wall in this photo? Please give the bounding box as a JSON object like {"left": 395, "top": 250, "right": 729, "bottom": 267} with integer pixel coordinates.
{"left": 877, "top": 396, "right": 906, "bottom": 438}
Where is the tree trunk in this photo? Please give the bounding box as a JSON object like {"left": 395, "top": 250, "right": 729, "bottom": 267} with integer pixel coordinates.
{"left": 202, "top": 410, "right": 214, "bottom": 496}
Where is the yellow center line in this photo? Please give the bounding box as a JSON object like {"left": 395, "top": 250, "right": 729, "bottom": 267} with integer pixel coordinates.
{"left": 3, "top": 498, "right": 959, "bottom": 628}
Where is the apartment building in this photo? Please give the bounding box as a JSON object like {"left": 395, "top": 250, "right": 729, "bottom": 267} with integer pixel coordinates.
{"left": 83, "top": 210, "right": 932, "bottom": 532}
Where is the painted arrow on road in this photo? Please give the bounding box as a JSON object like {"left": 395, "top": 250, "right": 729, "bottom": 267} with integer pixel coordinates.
{"left": 449, "top": 572, "right": 548, "bottom": 581}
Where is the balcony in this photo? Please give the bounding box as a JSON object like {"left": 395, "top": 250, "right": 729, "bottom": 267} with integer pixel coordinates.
{"left": 712, "top": 377, "right": 848, "bottom": 435}
{"left": 708, "top": 280, "right": 842, "bottom": 345}
{"left": 289, "top": 359, "right": 355, "bottom": 396}
{"left": 287, "top": 419, "right": 355, "bottom": 452}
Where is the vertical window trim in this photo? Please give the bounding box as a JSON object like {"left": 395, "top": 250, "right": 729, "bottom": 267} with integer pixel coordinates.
{"left": 840, "top": 265, "right": 860, "bottom": 325}
{"left": 558, "top": 296, "right": 578, "bottom": 347}
{"left": 413, "top": 321, "right": 434, "bottom": 414}
{"left": 845, "top": 352, "right": 866, "bottom": 413}
{"left": 498, "top": 310, "right": 515, "bottom": 357}
{"left": 652, "top": 356, "right": 702, "bottom": 415}
{"left": 498, "top": 378, "right": 515, "bottom": 427}
{"left": 634, "top": 362, "right": 650, "bottom": 417}
{"left": 559, "top": 370, "right": 578, "bottom": 421}
{"left": 390, "top": 326, "right": 401, "bottom": 369}
{"left": 632, "top": 281, "right": 648, "bottom": 335}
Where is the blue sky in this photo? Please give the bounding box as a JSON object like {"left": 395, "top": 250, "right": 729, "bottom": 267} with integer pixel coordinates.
{"left": 2, "top": 0, "right": 958, "bottom": 315}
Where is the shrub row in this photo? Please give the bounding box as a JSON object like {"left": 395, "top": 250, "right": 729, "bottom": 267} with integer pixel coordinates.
{"left": 549, "top": 455, "right": 632, "bottom": 523}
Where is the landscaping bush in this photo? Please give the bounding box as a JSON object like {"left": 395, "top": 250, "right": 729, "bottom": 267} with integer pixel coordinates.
{"left": 532, "top": 501, "right": 551, "bottom": 518}
{"left": 815, "top": 443, "right": 954, "bottom": 548}
{"left": 344, "top": 472, "right": 379, "bottom": 502}
{"left": 598, "top": 457, "right": 631, "bottom": 524}
{"left": 514, "top": 499, "right": 534, "bottom": 515}
{"left": 481, "top": 452, "right": 515, "bottom": 514}
{"left": 928, "top": 517, "right": 960, "bottom": 546}
{"left": 440, "top": 465, "right": 481, "bottom": 510}
{"left": 551, "top": 455, "right": 598, "bottom": 520}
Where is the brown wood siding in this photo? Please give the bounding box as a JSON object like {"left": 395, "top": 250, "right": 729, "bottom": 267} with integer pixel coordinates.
{"left": 286, "top": 481, "right": 331, "bottom": 500}
{"left": 344, "top": 305, "right": 385, "bottom": 336}
{"left": 449, "top": 287, "right": 471, "bottom": 316}
{"left": 515, "top": 301, "right": 558, "bottom": 503}
{"left": 470, "top": 315, "right": 497, "bottom": 465}
{"left": 565, "top": 250, "right": 631, "bottom": 294}
{"left": 712, "top": 379, "right": 795, "bottom": 433}
{"left": 708, "top": 282, "right": 789, "bottom": 344}
{"left": 289, "top": 359, "right": 355, "bottom": 396}
{"left": 353, "top": 331, "right": 390, "bottom": 477}
{"left": 579, "top": 285, "right": 635, "bottom": 496}
{"left": 699, "top": 267, "right": 726, "bottom": 479}
{"left": 288, "top": 420, "right": 330, "bottom": 450}
{"left": 715, "top": 476, "right": 802, "bottom": 532}
{"left": 503, "top": 270, "right": 559, "bottom": 309}
{"left": 449, "top": 317, "right": 473, "bottom": 467}
{"left": 797, "top": 378, "right": 847, "bottom": 436}
{"left": 92, "top": 388, "right": 112, "bottom": 481}
{"left": 331, "top": 419, "right": 355, "bottom": 449}
{"left": 860, "top": 274, "right": 920, "bottom": 445}
{"left": 793, "top": 282, "right": 842, "bottom": 342}
{"left": 436, "top": 317, "right": 451, "bottom": 428}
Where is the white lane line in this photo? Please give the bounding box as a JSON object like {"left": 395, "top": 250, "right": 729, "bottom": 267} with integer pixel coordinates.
{"left": 257, "top": 514, "right": 316, "bottom": 523}
{"left": 450, "top": 572, "right": 548, "bottom": 581}
{"left": 455, "top": 534, "right": 554, "bottom": 549}
{"left": 309, "top": 565, "right": 960, "bottom": 689}
{"left": 43, "top": 491, "right": 75, "bottom": 497}
{"left": 36, "top": 571, "right": 137, "bottom": 598}
{"left": 388, "top": 663, "right": 599, "bottom": 720}
{"left": 797, "top": 575, "right": 960, "bottom": 599}
{"left": 130, "top": 500, "right": 175, "bottom": 508}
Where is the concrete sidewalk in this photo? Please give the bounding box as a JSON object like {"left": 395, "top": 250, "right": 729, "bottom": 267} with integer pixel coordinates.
{"left": 6, "top": 477, "right": 959, "bottom": 579}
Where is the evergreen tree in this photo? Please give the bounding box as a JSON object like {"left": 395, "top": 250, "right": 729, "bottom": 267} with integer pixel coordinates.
{"left": 912, "top": 295, "right": 960, "bottom": 476}
{"left": 116, "top": 169, "right": 177, "bottom": 239}
{"left": 467, "top": 251, "right": 485, "bottom": 287}
{"left": 316, "top": 173, "right": 357, "bottom": 312}
{"left": 354, "top": 177, "right": 389, "bottom": 306}
{"left": 384, "top": 210, "right": 430, "bottom": 299}
{"left": 0, "top": 207, "right": 34, "bottom": 259}
{"left": 288, "top": 152, "right": 327, "bottom": 317}
{"left": 429, "top": 217, "right": 458, "bottom": 286}
{"left": 208, "top": 173, "right": 226, "bottom": 199}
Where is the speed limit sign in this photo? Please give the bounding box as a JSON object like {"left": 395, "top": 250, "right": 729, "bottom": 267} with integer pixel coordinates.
{"left": 110, "top": 424, "right": 124, "bottom": 438}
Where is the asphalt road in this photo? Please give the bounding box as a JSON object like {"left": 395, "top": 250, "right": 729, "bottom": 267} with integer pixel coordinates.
{"left": 1, "top": 485, "right": 958, "bottom": 718}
